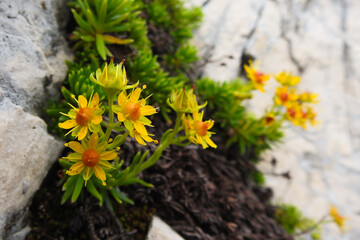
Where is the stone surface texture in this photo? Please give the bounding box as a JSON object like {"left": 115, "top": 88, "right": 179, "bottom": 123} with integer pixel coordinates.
{"left": 187, "top": 0, "right": 360, "bottom": 239}
{"left": 0, "top": 0, "right": 71, "bottom": 239}
{"left": 146, "top": 216, "right": 184, "bottom": 240}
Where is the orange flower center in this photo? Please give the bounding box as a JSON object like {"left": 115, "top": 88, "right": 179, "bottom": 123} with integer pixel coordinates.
{"left": 195, "top": 121, "right": 208, "bottom": 136}
{"left": 82, "top": 149, "right": 100, "bottom": 167}
{"left": 280, "top": 92, "right": 289, "bottom": 102}
{"left": 265, "top": 116, "right": 275, "bottom": 125}
{"left": 76, "top": 107, "right": 92, "bottom": 126}
{"left": 301, "top": 111, "right": 308, "bottom": 119}
{"left": 287, "top": 108, "right": 296, "bottom": 118}
{"left": 125, "top": 102, "right": 141, "bottom": 121}
{"left": 254, "top": 72, "right": 265, "bottom": 84}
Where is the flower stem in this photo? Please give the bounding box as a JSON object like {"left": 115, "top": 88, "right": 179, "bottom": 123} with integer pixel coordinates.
{"left": 139, "top": 112, "right": 183, "bottom": 172}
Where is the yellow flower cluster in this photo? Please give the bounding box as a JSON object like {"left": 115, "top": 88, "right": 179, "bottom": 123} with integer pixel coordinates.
{"left": 59, "top": 59, "right": 158, "bottom": 185}
{"left": 169, "top": 86, "right": 217, "bottom": 149}
{"left": 274, "top": 72, "right": 319, "bottom": 129}
{"left": 243, "top": 60, "right": 319, "bottom": 129}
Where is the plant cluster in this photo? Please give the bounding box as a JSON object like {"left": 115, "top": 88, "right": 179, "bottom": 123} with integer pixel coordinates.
{"left": 57, "top": 60, "right": 216, "bottom": 209}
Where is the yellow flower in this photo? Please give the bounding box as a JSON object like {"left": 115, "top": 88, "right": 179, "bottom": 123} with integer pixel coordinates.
{"left": 286, "top": 104, "right": 302, "bottom": 127}
{"left": 184, "top": 111, "right": 217, "bottom": 149}
{"left": 263, "top": 112, "right": 276, "bottom": 126}
{"left": 286, "top": 104, "right": 319, "bottom": 129}
{"left": 59, "top": 93, "right": 104, "bottom": 140}
{"left": 275, "top": 71, "right": 301, "bottom": 86}
{"left": 244, "top": 60, "right": 270, "bottom": 92}
{"left": 275, "top": 86, "right": 298, "bottom": 107}
{"left": 64, "top": 133, "right": 117, "bottom": 186}
{"left": 129, "top": 129, "right": 157, "bottom": 146}
{"left": 299, "top": 107, "right": 319, "bottom": 129}
{"left": 112, "top": 87, "right": 157, "bottom": 142}
{"left": 299, "top": 92, "right": 319, "bottom": 104}
{"left": 167, "top": 86, "right": 206, "bottom": 113}
{"left": 90, "top": 58, "right": 137, "bottom": 97}
{"left": 329, "top": 205, "right": 347, "bottom": 230}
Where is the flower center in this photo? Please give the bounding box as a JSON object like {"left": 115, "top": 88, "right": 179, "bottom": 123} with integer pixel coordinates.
{"left": 125, "top": 102, "right": 141, "bottom": 121}
{"left": 76, "top": 107, "right": 92, "bottom": 126}
{"left": 280, "top": 92, "right": 289, "bottom": 102}
{"left": 195, "top": 121, "right": 208, "bottom": 136}
{"left": 82, "top": 149, "right": 100, "bottom": 167}
{"left": 287, "top": 108, "right": 296, "bottom": 118}
{"left": 301, "top": 111, "right": 308, "bottom": 119}
{"left": 254, "top": 72, "right": 265, "bottom": 84}
{"left": 265, "top": 116, "right": 275, "bottom": 125}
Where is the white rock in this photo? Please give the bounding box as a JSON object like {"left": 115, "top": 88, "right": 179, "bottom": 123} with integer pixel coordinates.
{"left": 146, "top": 216, "right": 184, "bottom": 240}
{"left": 0, "top": 0, "right": 71, "bottom": 238}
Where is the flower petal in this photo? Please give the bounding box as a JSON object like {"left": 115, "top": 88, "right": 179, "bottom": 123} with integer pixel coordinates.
{"left": 117, "top": 112, "right": 126, "bottom": 122}
{"left": 124, "top": 120, "right": 134, "bottom": 132}
{"left": 133, "top": 121, "right": 147, "bottom": 135}
{"left": 93, "top": 165, "right": 106, "bottom": 183}
{"left": 68, "top": 141, "right": 85, "bottom": 153}
{"left": 77, "top": 126, "right": 88, "bottom": 140}
{"left": 90, "top": 93, "right": 99, "bottom": 108}
{"left": 204, "top": 135, "right": 217, "bottom": 148}
{"left": 67, "top": 162, "right": 85, "bottom": 176}
{"left": 98, "top": 160, "right": 114, "bottom": 169}
{"left": 130, "top": 88, "right": 141, "bottom": 103}
{"left": 117, "top": 92, "right": 127, "bottom": 104}
{"left": 89, "top": 122, "right": 100, "bottom": 133}
{"left": 78, "top": 95, "right": 88, "bottom": 108}
{"left": 89, "top": 133, "right": 99, "bottom": 149}
{"left": 140, "top": 105, "right": 156, "bottom": 116}
{"left": 66, "top": 153, "right": 82, "bottom": 162}
{"left": 141, "top": 133, "right": 154, "bottom": 143}
{"left": 82, "top": 167, "right": 93, "bottom": 181}
{"left": 134, "top": 133, "right": 146, "bottom": 145}
{"left": 91, "top": 115, "right": 102, "bottom": 125}
{"left": 58, "top": 120, "right": 77, "bottom": 129}
{"left": 100, "top": 151, "right": 117, "bottom": 160}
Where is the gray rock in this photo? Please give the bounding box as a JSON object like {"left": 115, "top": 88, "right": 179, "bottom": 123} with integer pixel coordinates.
{"left": 0, "top": 0, "right": 71, "bottom": 239}
{"left": 188, "top": 0, "right": 360, "bottom": 239}
{"left": 146, "top": 216, "right": 184, "bottom": 240}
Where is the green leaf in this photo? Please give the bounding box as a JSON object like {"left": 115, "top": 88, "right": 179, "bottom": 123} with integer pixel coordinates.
{"left": 71, "top": 175, "right": 84, "bottom": 203}
{"left": 122, "top": 177, "right": 154, "bottom": 187}
{"left": 95, "top": 34, "right": 107, "bottom": 60}
{"left": 102, "top": 190, "right": 114, "bottom": 213}
{"left": 72, "top": 9, "right": 92, "bottom": 34}
{"left": 86, "top": 180, "right": 103, "bottom": 205}
{"left": 110, "top": 188, "right": 134, "bottom": 205}
{"left": 58, "top": 158, "right": 72, "bottom": 169}
{"left": 61, "top": 176, "right": 77, "bottom": 204}
{"left": 98, "top": 0, "right": 108, "bottom": 23}
{"left": 86, "top": 9, "right": 98, "bottom": 30}
{"left": 102, "top": 35, "right": 133, "bottom": 45}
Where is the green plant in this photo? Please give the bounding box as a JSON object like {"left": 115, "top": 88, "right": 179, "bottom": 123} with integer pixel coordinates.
{"left": 70, "top": 0, "right": 146, "bottom": 60}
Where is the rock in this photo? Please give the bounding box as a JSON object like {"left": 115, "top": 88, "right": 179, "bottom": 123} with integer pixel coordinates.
{"left": 146, "top": 216, "right": 184, "bottom": 240}
{"left": 188, "top": 0, "right": 360, "bottom": 239}
{"left": 0, "top": 0, "right": 71, "bottom": 239}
